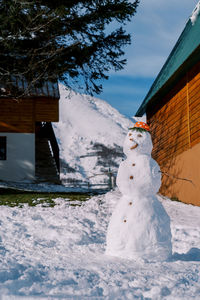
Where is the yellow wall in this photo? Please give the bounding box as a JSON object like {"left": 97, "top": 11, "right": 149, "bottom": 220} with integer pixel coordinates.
{"left": 160, "top": 142, "right": 200, "bottom": 206}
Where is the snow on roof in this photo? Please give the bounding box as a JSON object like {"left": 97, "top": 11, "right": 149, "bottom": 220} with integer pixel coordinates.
{"left": 190, "top": 1, "right": 200, "bottom": 25}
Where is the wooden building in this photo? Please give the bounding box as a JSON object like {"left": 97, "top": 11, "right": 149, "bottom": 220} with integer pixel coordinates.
{"left": 136, "top": 6, "right": 200, "bottom": 205}
{"left": 0, "top": 79, "right": 60, "bottom": 183}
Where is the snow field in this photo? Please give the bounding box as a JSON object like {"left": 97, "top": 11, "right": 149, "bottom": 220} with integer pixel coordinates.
{"left": 0, "top": 190, "right": 200, "bottom": 299}
{"left": 53, "top": 84, "right": 132, "bottom": 185}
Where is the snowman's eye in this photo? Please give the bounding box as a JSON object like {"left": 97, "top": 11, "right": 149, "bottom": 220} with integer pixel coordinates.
{"left": 137, "top": 134, "right": 142, "bottom": 138}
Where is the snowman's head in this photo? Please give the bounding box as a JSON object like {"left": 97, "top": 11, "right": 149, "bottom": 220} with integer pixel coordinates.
{"left": 123, "top": 128, "right": 153, "bottom": 156}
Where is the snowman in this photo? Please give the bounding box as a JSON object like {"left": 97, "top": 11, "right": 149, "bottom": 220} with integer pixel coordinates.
{"left": 106, "top": 121, "right": 172, "bottom": 261}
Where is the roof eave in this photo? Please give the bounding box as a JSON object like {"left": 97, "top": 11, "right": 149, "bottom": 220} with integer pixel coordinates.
{"left": 136, "top": 12, "right": 200, "bottom": 117}
{"left": 136, "top": 44, "right": 200, "bottom": 117}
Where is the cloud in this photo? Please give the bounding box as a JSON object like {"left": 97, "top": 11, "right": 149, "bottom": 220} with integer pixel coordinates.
{"left": 100, "top": 0, "right": 199, "bottom": 116}
{"left": 100, "top": 75, "right": 154, "bottom": 116}
{"left": 116, "top": 0, "right": 198, "bottom": 77}
{"left": 121, "top": 54, "right": 166, "bottom": 78}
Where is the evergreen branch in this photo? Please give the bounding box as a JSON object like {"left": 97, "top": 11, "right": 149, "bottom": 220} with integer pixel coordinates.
{"left": 0, "top": 0, "right": 139, "bottom": 95}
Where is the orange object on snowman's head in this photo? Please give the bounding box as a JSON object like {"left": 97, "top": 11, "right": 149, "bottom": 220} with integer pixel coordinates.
{"left": 133, "top": 121, "right": 150, "bottom": 131}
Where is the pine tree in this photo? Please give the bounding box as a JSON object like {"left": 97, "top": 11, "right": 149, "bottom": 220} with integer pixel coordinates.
{"left": 0, "top": 0, "right": 139, "bottom": 97}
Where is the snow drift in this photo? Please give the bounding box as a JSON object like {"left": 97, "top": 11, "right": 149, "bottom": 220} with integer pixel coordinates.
{"left": 53, "top": 84, "right": 132, "bottom": 187}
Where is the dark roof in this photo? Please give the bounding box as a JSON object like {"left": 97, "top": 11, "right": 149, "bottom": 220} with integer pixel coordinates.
{"left": 0, "top": 77, "right": 60, "bottom": 99}
{"left": 136, "top": 5, "right": 200, "bottom": 116}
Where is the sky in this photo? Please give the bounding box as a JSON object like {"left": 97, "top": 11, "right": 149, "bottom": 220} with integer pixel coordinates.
{"left": 97, "top": 0, "right": 198, "bottom": 117}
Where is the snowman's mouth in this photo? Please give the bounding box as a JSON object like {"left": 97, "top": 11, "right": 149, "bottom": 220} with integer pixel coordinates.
{"left": 130, "top": 143, "right": 138, "bottom": 150}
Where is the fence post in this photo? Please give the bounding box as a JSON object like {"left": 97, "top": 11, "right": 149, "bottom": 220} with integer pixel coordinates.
{"left": 111, "top": 175, "right": 116, "bottom": 189}
{"left": 108, "top": 168, "right": 112, "bottom": 190}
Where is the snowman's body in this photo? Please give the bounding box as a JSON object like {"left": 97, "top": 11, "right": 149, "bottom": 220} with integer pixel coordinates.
{"left": 106, "top": 128, "right": 172, "bottom": 261}
{"left": 117, "top": 155, "right": 160, "bottom": 196}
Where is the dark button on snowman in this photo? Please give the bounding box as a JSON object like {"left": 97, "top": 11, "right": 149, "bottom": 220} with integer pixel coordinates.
{"left": 106, "top": 121, "right": 172, "bottom": 261}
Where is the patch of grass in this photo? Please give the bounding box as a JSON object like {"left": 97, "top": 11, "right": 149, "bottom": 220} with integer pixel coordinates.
{"left": 0, "top": 191, "right": 92, "bottom": 207}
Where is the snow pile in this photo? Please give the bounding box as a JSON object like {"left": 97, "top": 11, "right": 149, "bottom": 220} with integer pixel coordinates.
{"left": 0, "top": 191, "right": 200, "bottom": 298}
{"left": 53, "top": 84, "right": 132, "bottom": 187}
{"left": 106, "top": 127, "right": 172, "bottom": 261}
{"left": 190, "top": 1, "right": 200, "bottom": 25}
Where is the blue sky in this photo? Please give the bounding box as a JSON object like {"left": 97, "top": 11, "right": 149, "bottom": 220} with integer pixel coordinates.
{"left": 97, "top": 0, "right": 198, "bottom": 117}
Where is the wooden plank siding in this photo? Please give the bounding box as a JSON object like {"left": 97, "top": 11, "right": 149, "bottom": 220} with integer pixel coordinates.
{"left": 0, "top": 97, "right": 59, "bottom": 133}
{"left": 0, "top": 98, "right": 35, "bottom": 133}
{"left": 146, "top": 61, "right": 200, "bottom": 168}
{"left": 147, "top": 77, "right": 189, "bottom": 167}
{"left": 188, "top": 63, "right": 200, "bottom": 147}
{"left": 145, "top": 61, "right": 200, "bottom": 204}
{"left": 35, "top": 97, "right": 59, "bottom": 122}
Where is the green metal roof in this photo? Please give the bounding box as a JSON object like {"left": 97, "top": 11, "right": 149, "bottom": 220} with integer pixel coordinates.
{"left": 136, "top": 10, "right": 200, "bottom": 116}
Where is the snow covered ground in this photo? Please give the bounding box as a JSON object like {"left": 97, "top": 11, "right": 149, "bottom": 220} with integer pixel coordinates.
{"left": 0, "top": 190, "right": 200, "bottom": 299}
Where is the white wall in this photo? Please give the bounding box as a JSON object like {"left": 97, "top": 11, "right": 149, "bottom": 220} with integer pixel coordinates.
{"left": 0, "top": 133, "right": 35, "bottom": 182}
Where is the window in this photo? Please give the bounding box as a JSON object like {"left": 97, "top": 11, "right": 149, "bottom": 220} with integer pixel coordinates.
{"left": 0, "top": 137, "right": 6, "bottom": 160}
